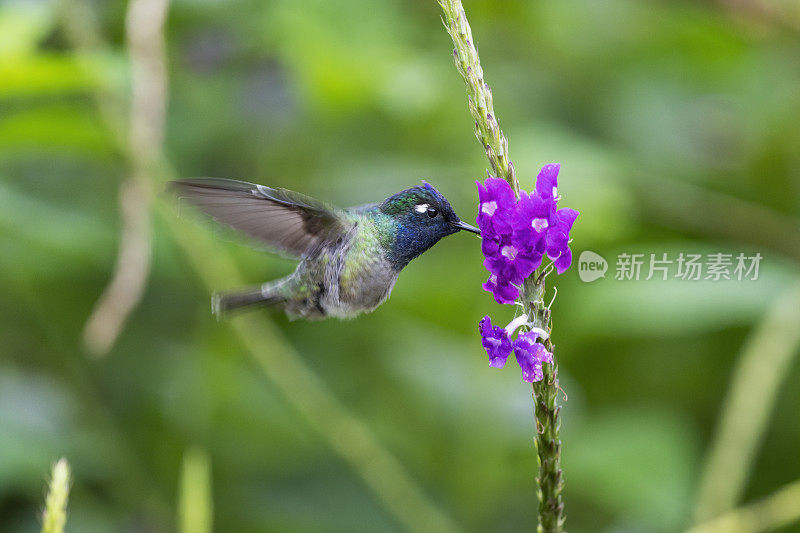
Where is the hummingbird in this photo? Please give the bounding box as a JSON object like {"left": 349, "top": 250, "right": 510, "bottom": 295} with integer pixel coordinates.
{"left": 170, "top": 178, "right": 480, "bottom": 319}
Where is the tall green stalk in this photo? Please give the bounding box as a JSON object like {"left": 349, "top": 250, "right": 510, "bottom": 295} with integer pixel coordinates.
{"left": 524, "top": 276, "right": 565, "bottom": 532}
{"left": 439, "top": 1, "right": 565, "bottom": 530}
{"left": 438, "top": 0, "right": 516, "bottom": 192}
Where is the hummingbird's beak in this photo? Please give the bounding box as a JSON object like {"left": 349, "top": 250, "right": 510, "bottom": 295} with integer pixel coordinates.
{"left": 453, "top": 220, "right": 480, "bottom": 235}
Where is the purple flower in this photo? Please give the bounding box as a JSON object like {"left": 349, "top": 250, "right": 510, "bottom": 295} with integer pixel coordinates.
{"left": 513, "top": 331, "right": 553, "bottom": 383}
{"left": 476, "top": 164, "right": 579, "bottom": 303}
{"left": 479, "top": 316, "right": 554, "bottom": 383}
{"left": 479, "top": 315, "right": 513, "bottom": 368}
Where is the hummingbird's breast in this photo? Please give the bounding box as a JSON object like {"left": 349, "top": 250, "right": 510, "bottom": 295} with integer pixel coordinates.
{"left": 323, "top": 218, "right": 399, "bottom": 318}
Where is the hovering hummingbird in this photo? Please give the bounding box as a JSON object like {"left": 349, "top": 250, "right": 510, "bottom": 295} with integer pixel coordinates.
{"left": 170, "top": 178, "right": 480, "bottom": 319}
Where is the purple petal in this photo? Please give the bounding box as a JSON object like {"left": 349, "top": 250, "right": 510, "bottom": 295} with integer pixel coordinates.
{"left": 493, "top": 281, "right": 520, "bottom": 304}
{"left": 512, "top": 226, "right": 546, "bottom": 256}
{"left": 484, "top": 256, "right": 524, "bottom": 285}
{"left": 479, "top": 315, "right": 513, "bottom": 367}
{"left": 512, "top": 192, "right": 555, "bottom": 257}
{"left": 513, "top": 332, "right": 553, "bottom": 383}
{"left": 556, "top": 207, "right": 579, "bottom": 231}
{"left": 554, "top": 247, "right": 573, "bottom": 274}
{"left": 484, "top": 177, "right": 516, "bottom": 206}
{"left": 514, "top": 190, "right": 553, "bottom": 228}
{"left": 514, "top": 347, "right": 542, "bottom": 383}
{"left": 481, "top": 236, "right": 500, "bottom": 258}
{"left": 476, "top": 178, "right": 516, "bottom": 236}
{"left": 545, "top": 230, "right": 568, "bottom": 259}
{"left": 512, "top": 249, "right": 543, "bottom": 279}
{"left": 545, "top": 224, "right": 573, "bottom": 274}
{"left": 535, "top": 164, "right": 560, "bottom": 200}
{"left": 482, "top": 275, "right": 519, "bottom": 304}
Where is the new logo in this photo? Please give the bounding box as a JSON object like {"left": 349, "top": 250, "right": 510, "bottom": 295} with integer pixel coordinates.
{"left": 578, "top": 250, "right": 607, "bottom": 282}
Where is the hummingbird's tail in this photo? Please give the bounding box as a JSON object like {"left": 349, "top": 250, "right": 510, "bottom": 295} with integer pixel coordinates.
{"left": 212, "top": 281, "right": 287, "bottom": 318}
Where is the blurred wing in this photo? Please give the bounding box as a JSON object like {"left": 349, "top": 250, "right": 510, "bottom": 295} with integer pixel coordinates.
{"left": 170, "top": 178, "right": 353, "bottom": 257}
{"left": 348, "top": 202, "right": 380, "bottom": 213}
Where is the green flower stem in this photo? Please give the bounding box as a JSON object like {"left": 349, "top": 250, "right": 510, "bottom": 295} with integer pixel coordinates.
{"left": 438, "top": 0, "right": 517, "bottom": 192}
{"left": 439, "top": 1, "right": 565, "bottom": 530}
{"left": 524, "top": 276, "right": 565, "bottom": 533}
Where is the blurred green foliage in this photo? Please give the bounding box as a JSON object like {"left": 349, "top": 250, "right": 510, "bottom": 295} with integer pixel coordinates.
{"left": 1, "top": 0, "right": 799, "bottom": 531}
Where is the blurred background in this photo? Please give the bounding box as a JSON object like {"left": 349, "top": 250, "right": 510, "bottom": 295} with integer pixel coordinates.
{"left": 2, "top": 0, "right": 800, "bottom": 531}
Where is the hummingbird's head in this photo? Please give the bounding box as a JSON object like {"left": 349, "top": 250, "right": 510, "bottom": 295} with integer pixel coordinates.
{"left": 379, "top": 182, "right": 479, "bottom": 268}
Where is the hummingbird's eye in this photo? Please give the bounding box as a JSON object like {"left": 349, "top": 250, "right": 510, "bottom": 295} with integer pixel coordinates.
{"left": 426, "top": 207, "right": 438, "bottom": 218}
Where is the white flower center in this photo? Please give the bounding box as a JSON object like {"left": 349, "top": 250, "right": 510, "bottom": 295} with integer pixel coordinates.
{"left": 501, "top": 245, "right": 518, "bottom": 260}
{"left": 552, "top": 186, "right": 558, "bottom": 198}
{"left": 481, "top": 200, "right": 498, "bottom": 216}
{"left": 532, "top": 218, "right": 549, "bottom": 232}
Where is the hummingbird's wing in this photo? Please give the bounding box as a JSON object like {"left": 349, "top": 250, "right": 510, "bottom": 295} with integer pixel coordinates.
{"left": 170, "top": 178, "right": 354, "bottom": 257}
{"left": 348, "top": 202, "right": 380, "bottom": 213}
